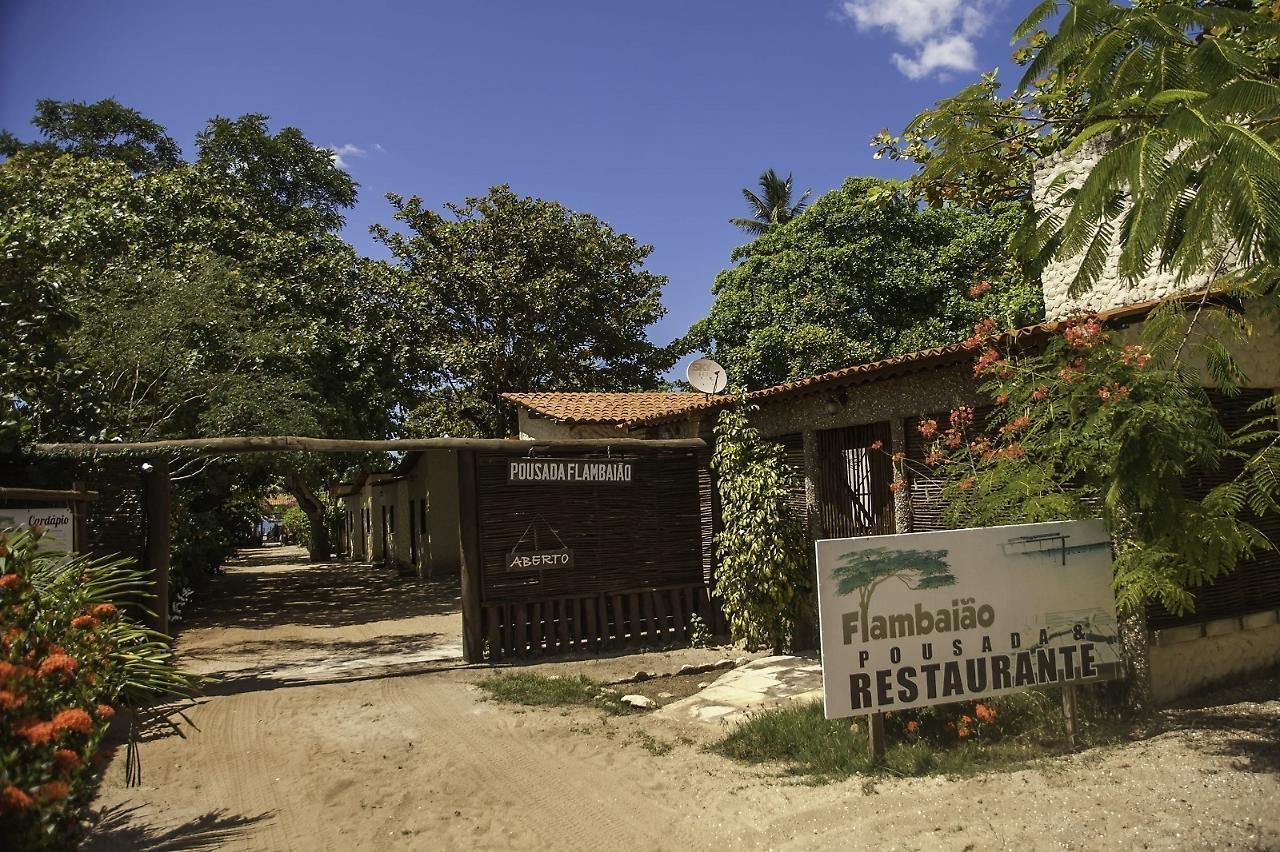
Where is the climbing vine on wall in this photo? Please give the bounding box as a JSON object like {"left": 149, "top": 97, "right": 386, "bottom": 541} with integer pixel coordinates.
{"left": 711, "top": 396, "right": 812, "bottom": 653}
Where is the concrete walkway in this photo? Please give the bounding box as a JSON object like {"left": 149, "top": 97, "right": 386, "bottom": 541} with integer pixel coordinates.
{"left": 657, "top": 655, "right": 823, "bottom": 726}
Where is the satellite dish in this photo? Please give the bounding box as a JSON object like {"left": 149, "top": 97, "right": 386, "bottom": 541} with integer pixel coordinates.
{"left": 687, "top": 357, "right": 728, "bottom": 394}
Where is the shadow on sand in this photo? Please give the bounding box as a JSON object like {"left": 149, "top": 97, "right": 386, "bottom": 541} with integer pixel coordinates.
{"left": 178, "top": 547, "right": 461, "bottom": 631}
{"left": 84, "top": 804, "right": 272, "bottom": 852}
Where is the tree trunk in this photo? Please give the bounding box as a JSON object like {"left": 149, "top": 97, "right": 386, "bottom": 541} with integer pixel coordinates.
{"left": 287, "top": 471, "right": 330, "bottom": 562}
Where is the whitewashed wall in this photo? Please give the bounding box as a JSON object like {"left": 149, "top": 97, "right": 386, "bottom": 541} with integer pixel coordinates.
{"left": 1033, "top": 140, "right": 1227, "bottom": 319}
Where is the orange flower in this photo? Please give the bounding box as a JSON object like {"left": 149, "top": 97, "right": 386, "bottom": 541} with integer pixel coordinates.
{"left": 888, "top": 479, "right": 905, "bottom": 494}
{"left": 917, "top": 419, "right": 938, "bottom": 439}
{"left": 53, "top": 748, "right": 80, "bottom": 771}
{"left": 0, "top": 574, "right": 19, "bottom": 590}
{"left": 975, "top": 703, "right": 997, "bottom": 724}
{"left": 961, "top": 714, "right": 974, "bottom": 724}
{"left": 91, "top": 603, "right": 118, "bottom": 619}
{"left": 52, "top": 708, "right": 94, "bottom": 735}
{"left": 0, "top": 689, "right": 25, "bottom": 710}
{"left": 869, "top": 439, "right": 884, "bottom": 450}
{"left": 38, "top": 653, "right": 78, "bottom": 679}
{"left": 96, "top": 703, "right": 115, "bottom": 721}
{"left": 39, "top": 781, "right": 69, "bottom": 802}
{"left": 0, "top": 661, "right": 22, "bottom": 683}
{"left": 957, "top": 725, "right": 971, "bottom": 739}
{"left": 905, "top": 720, "right": 919, "bottom": 734}
{"left": 17, "top": 720, "right": 57, "bottom": 745}
{"left": 958, "top": 479, "right": 975, "bottom": 491}
{"left": 71, "top": 615, "right": 99, "bottom": 630}
{"left": 1031, "top": 386, "right": 1048, "bottom": 401}
{"left": 969, "top": 281, "right": 992, "bottom": 298}
{"left": 0, "top": 785, "right": 34, "bottom": 812}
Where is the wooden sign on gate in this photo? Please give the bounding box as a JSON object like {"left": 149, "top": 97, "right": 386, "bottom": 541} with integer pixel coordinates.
{"left": 506, "top": 547, "right": 574, "bottom": 573}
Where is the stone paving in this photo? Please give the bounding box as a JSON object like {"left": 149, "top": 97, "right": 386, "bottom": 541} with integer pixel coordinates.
{"left": 656, "top": 654, "right": 823, "bottom": 726}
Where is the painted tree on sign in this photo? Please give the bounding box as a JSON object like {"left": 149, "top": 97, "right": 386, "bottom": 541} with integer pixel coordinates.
{"left": 834, "top": 547, "right": 955, "bottom": 643}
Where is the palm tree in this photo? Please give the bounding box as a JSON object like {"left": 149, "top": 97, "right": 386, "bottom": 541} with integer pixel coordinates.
{"left": 730, "top": 169, "right": 812, "bottom": 235}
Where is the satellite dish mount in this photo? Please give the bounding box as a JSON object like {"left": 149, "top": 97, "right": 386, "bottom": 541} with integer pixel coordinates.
{"left": 687, "top": 357, "right": 728, "bottom": 396}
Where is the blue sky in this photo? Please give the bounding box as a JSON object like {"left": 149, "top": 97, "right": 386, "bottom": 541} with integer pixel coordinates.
{"left": 1, "top": 0, "right": 1032, "bottom": 363}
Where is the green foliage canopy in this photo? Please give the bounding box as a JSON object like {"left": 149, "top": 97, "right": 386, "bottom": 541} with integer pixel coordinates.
{"left": 689, "top": 178, "right": 1044, "bottom": 388}
{"left": 373, "top": 185, "right": 677, "bottom": 437}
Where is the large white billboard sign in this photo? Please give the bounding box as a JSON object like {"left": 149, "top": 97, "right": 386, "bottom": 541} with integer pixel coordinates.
{"left": 816, "top": 520, "right": 1121, "bottom": 719}
{"left": 0, "top": 506, "right": 75, "bottom": 553}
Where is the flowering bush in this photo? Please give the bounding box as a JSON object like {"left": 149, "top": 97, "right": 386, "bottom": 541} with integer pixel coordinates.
{"left": 906, "top": 310, "right": 1266, "bottom": 616}
{"left": 0, "top": 528, "right": 197, "bottom": 850}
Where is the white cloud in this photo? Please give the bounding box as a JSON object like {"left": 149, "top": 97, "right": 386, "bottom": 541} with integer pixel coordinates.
{"left": 842, "top": 0, "right": 991, "bottom": 80}
{"left": 325, "top": 143, "right": 366, "bottom": 170}
{"left": 892, "top": 33, "right": 979, "bottom": 80}
{"left": 373, "top": 143, "right": 386, "bottom": 154}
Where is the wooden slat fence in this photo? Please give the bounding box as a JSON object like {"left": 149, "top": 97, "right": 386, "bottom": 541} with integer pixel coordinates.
{"left": 473, "top": 450, "right": 720, "bottom": 660}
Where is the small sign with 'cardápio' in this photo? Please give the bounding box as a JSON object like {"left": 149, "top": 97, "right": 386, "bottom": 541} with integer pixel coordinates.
{"left": 506, "top": 548, "right": 574, "bottom": 573}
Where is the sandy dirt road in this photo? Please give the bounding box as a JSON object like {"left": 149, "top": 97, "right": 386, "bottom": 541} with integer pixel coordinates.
{"left": 84, "top": 550, "right": 1280, "bottom": 851}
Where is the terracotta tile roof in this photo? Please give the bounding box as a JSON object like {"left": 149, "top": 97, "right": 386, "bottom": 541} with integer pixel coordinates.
{"left": 503, "top": 294, "right": 1204, "bottom": 429}
{"left": 501, "top": 392, "right": 708, "bottom": 425}
{"left": 629, "top": 295, "right": 1184, "bottom": 426}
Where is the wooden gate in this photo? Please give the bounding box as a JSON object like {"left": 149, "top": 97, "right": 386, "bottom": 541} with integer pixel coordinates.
{"left": 812, "top": 423, "right": 895, "bottom": 539}
{"left": 461, "top": 448, "right": 719, "bottom": 661}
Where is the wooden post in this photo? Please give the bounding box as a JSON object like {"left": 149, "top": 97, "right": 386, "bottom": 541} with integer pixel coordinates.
{"left": 1062, "top": 684, "right": 1079, "bottom": 749}
{"left": 868, "top": 712, "right": 887, "bottom": 762}
{"left": 456, "top": 450, "right": 485, "bottom": 663}
{"left": 141, "top": 459, "right": 171, "bottom": 637}
{"left": 72, "top": 480, "right": 88, "bottom": 553}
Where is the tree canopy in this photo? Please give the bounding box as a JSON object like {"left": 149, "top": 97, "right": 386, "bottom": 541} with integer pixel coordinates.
{"left": 688, "top": 177, "right": 1044, "bottom": 388}
{"left": 373, "top": 185, "right": 677, "bottom": 437}
{"left": 0, "top": 97, "right": 183, "bottom": 174}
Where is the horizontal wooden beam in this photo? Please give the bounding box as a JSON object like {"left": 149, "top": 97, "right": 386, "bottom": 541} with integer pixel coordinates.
{"left": 0, "top": 487, "right": 98, "bottom": 503}
{"left": 32, "top": 436, "right": 707, "bottom": 457}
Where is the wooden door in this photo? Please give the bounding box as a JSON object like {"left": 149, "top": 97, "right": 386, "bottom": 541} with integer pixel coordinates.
{"left": 813, "top": 423, "right": 894, "bottom": 539}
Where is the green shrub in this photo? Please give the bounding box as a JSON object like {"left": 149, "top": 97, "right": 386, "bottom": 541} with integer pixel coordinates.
{"left": 712, "top": 397, "right": 812, "bottom": 652}
{"left": 0, "top": 529, "right": 198, "bottom": 850}
{"left": 717, "top": 690, "right": 1136, "bottom": 782}
{"left": 281, "top": 505, "right": 311, "bottom": 545}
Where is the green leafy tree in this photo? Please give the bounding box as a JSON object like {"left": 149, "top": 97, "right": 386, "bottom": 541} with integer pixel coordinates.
{"left": 881, "top": 1, "right": 1280, "bottom": 294}
{"left": 281, "top": 505, "right": 312, "bottom": 545}
{"left": 730, "top": 169, "right": 812, "bottom": 235}
{"left": 689, "top": 177, "right": 1043, "bottom": 387}
{"left": 711, "top": 397, "right": 812, "bottom": 652}
{"left": 833, "top": 547, "right": 955, "bottom": 643}
{"left": 1, "top": 102, "right": 410, "bottom": 561}
{"left": 0, "top": 97, "right": 182, "bottom": 174}
{"left": 1014, "top": 0, "right": 1280, "bottom": 295}
{"left": 194, "top": 113, "right": 357, "bottom": 234}
{"left": 372, "top": 185, "right": 676, "bottom": 437}
{"left": 879, "top": 0, "right": 1280, "bottom": 623}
